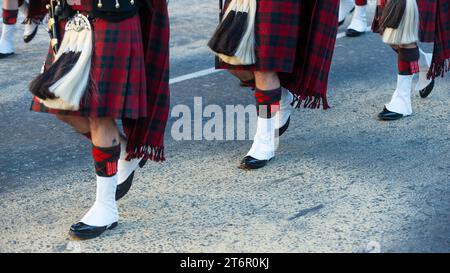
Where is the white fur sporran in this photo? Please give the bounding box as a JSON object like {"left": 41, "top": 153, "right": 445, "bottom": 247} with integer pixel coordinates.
{"left": 210, "top": 0, "right": 257, "bottom": 65}
{"left": 382, "top": 0, "right": 419, "bottom": 45}
{"left": 40, "top": 13, "right": 93, "bottom": 111}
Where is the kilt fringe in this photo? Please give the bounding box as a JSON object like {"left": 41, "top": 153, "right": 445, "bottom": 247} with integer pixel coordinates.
{"left": 293, "top": 93, "right": 329, "bottom": 110}
{"left": 428, "top": 57, "right": 450, "bottom": 79}
{"left": 126, "top": 145, "right": 165, "bottom": 162}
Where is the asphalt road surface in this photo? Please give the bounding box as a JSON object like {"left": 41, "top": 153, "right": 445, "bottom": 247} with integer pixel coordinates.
{"left": 0, "top": 1, "right": 449, "bottom": 253}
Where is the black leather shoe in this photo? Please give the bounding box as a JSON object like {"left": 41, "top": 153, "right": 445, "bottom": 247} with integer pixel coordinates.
{"left": 23, "top": 24, "right": 38, "bottom": 43}
{"left": 116, "top": 171, "right": 134, "bottom": 201}
{"left": 240, "top": 156, "right": 272, "bottom": 170}
{"left": 419, "top": 79, "right": 435, "bottom": 98}
{"left": 378, "top": 107, "right": 404, "bottom": 121}
{"left": 0, "top": 52, "right": 14, "bottom": 59}
{"left": 69, "top": 222, "right": 118, "bottom": 240}
{"left": 276, "top": 116, "right": 290, "bottom": 137}
{"left": 115, "top": 158, "right": 147, "bottom": 201}
{"left": 345, "top": 28, "right": 365, "bottom": 37}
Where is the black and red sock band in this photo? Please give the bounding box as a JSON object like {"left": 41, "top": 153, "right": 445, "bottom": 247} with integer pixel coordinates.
{"left": 255, "top": 88, "right": 281, "bottom": 119}
{"left": 355, "top": 0, "right": 367, "bottom": 5}
{"left": 398, "top": 47, "right": 420, "bottom": 75}
{"left": 2, "top": 9, "right": 18, "bottom": 25}
{"left": 92, "top": 144, "right": 121, "bottom": 177}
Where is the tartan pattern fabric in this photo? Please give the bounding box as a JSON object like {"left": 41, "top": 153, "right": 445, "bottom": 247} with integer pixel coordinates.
{"left": 398, "top": 60, "right": 420, "bottom": 74}
{"left": 398, "top": 47, "right": 420, "bottom": 75}
{"left": 2, "top": 9, "right": 18, "bottom": 25}
{"left": 429, "top": 0, "right": 450, "bottom": 77}
{"left": 417, "top": 0, "right": 438, "bottom": 42}
{"left": 255, "top": 88, "right": 281, "bottom": 118}
{"left": 30, "top": 0, "right": 170, "bottom": 161}
{"left": 92, "top": 145, "right": 120, "bottom": 177}
{"left": 27, "top": 0, "right": 47, "bottom": 19}
{"left": 410, "top": 61, "right": 420, "bottom": 74}
{"left": 216, "top": 0, "right": 339, "bottom": 109}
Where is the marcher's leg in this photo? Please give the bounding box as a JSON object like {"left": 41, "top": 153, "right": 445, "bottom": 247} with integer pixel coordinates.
{"left": 19, "top": 0, "right": 40, "bottom": 43}
{"left": 346, "top": 0, "right": 367, "bottom": 37}
{"left": 69, "top": 118, "right": 120, "bottom": 240}
{"left": 379, "top": 44, "right": 419, "bottom": 120}
{"left": 228, "top": 70, "right": 255, "bottom": 87}
{"left": 56, "top": 115, "right": 90, "bottom": 136}
{"left": 241, "top": 71, "right": 281, "bottom": 169}
{"left": 0, "top": 0, "right": 18, "bottom": 58}
{"left": 55, "top": 114, "right": 146, "bottom": 200}
{"left": 416, "top": 45, "right": 435, "bottom": 98}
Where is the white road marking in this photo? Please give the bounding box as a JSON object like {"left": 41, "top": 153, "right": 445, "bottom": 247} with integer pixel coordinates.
{"left": 169, "top": 67, "right": 220, "bottom": 85}
{"left": 169, "top": 30, "right": 358, "bottom": 85}
{"left": 337, "top": 32, "right": 346, "bottom": 39}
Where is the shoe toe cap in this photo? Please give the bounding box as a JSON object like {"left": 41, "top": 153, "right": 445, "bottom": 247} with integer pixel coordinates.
{"left": 240, "top": 156, "right": 269, "bottom": 170}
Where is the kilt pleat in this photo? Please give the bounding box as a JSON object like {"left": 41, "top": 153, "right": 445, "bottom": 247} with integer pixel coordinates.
{"left": 216, "top": 0, "right": 339, "bottom": 109}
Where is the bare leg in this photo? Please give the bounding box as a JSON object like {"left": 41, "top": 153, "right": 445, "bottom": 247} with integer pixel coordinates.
{"left": 241, "top": 71, "right": 282, "bottom": 169}
{"left": 254, "top": 71, "right": 280, "bottom": 90}
{"left": 228, "top": 70, "right": 254, "bottom": 83}
{"left": 56, "top": 115, "right": 90, "bottom": 135}
{"left": 89, "top": 117, "right": 120, "bottom": 147}
{"left": 70, "top": 117, "right": 121, "bottom": 237}
{"left": 3, "top": 0, "right": 19, "bottom": 10}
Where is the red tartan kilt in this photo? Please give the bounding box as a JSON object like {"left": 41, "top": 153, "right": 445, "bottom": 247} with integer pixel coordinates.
{"left": 417, "top": 0, "right": 438, "bottom": 42}
{"left": 217, "top": 0, "right": 302, "bottom": 73}
{"left": 31, "top": 15, "right": 148, "bottom": 119}
{"left": 217, "top": 0, "right": 339, "bottom": 109}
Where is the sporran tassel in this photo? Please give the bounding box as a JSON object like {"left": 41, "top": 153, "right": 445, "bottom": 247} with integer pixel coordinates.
{"left": 208, "top": 0, "right": 257, "bottom": 65}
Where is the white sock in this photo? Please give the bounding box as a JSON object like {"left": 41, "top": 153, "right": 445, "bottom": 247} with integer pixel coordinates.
{"left": 19, "top": 1, "right": 29, "bottom": 16}
{"left": 275, "top": 89, "right": 293, "bottom": 129}
{"left": 339, "top": 0, "right": 355, "bottom": 23}
{"left": 0, "top": 24, "right": 16, "bottom": 54}
{"left": 416, "top": 47, "right": 433, "bottom": 91}
{"left": 118, "top": 138, "right": 143, "bottom": 185}
{"left": 247, "top": 116, "right": 278, "bottom": 161}
{"left": 347, "top": 5, "right": 367, "bottom": 32}
{"left": 81, "top": 175, "right": 119, "bottom": 227}
{"left": 418, "top": 47, "right": 431, "bottom": 68}
{"left": 386, "top": 74, "right": 414, "bottom": 116}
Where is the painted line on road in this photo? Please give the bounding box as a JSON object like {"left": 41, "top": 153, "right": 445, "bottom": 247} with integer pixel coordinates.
{"left": 336, "top": 32, "right": 346, "bottom": 39}
{"left": 170, "top": 31, "right": 350, "bottom": 85}
{"left": 169, "top": 67, "right": 221, "bottom": 85}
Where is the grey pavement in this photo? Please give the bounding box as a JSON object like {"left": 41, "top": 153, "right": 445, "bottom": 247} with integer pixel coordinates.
{"left": 0, "top": 1, "right": 449, "bottom": 253}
